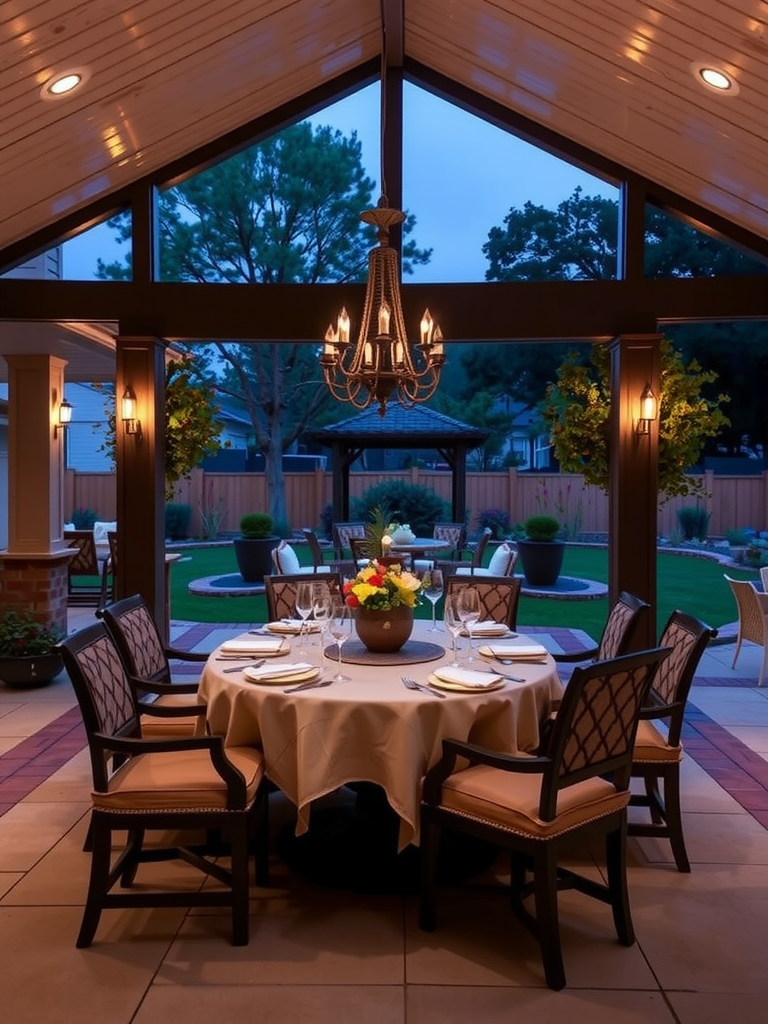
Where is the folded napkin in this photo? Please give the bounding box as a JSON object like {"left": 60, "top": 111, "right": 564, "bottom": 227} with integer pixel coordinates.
{"left": 266, "top": 619, "right": 320, "bottom": 634}
{"left": 220, "top": 637, "right": 285, "bottom": 654}
{"left": 243, "top": 662, "right": 315, "bottom": 682}
{"left": 487, "top": 643, "right": 548, "bottom": 659}
{"left": 466, "top": 621, "right": 510, "bottom": 636}
{"left": 433, "top": 666, "right": 504, "bottom": 689}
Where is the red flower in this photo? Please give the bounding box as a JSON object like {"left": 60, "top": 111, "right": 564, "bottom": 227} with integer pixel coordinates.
{"left": 345, "top": 594, "right": 359, "bottom": 607}
{"left": 343, "top": 581, "right": 354, "bottom": 594}
{"left": 367, "top": 574, "right": 383, "bottom": 587}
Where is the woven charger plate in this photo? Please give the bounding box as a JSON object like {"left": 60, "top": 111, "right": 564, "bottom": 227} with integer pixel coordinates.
{"left": 322, "top": 639, "right": 445, "bottom": 666}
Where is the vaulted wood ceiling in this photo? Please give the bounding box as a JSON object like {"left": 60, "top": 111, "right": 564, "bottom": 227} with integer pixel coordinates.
{"left": 1, "top": 0, "right": 768, "bottom": 382}
{"left": 3, "top": 0, "right": 768, "bottom": 260}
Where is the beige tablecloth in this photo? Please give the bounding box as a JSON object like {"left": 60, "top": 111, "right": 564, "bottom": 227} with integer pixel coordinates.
{"left": 199, "top": 622, "right": 563, "bottom": 849}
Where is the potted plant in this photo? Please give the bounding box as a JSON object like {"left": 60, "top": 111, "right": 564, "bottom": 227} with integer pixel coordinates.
{"left": 232, "top": 512, "right": 278, "bottom": 583}
{"left": 342, "top": 561, "right": 423, "bottom": 653}
{"left": 516, "top": 514, "right": 565, "bottom": 587}
{"left": 0, "top": 610, "right": 65, "bottom": 687}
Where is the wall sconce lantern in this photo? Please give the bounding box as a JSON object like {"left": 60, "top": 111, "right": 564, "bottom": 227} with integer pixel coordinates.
{"left": 636, "top": 383, "right": 658, "bottom": 435}
{"left": 121, "top": 385, "right": 141, "bottom": 436}
{"left": 54, "top": 398, "right": 73, "bottom": 439}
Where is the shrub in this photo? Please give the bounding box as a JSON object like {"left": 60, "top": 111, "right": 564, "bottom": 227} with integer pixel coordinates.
{"left": 677, "top": 506, "right": 711, "bottom": 541}
{"left": 352, "top": 482, "right": 448, "bottom": 536}
{"left": 523, "top": 515, "right": 561, "bottom": 542}
{"left": 478, "top": 508, "right": 511, "bottom": 540}
{"left": 165, "top": 502, "right": 192, "bottom": 541}
{"left": 239, "top": 512, "right": 274, "bottom": 538}
{"left": 319, "top": 503, "right": 334, "bottom": 541}
{"left": 71, "top": 507, "right": 98, "bottom": 529}
{"left": 0, "top": 611, "right": 63, "bottom": 657}
{"left": 725, "top": 528, "right": 751, "bottom": 546}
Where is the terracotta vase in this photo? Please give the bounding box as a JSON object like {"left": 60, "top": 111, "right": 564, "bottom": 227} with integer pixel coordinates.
{"left": 354, "top": 605, "right": 414, "bottom": 653}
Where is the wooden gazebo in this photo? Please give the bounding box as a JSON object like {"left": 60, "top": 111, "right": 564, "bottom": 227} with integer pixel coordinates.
{"left": 310, "top": 405, "right": 490, "bottom": 524}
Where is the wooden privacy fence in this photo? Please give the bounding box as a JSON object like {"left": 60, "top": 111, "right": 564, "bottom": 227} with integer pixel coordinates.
{"left": 64, "top": 467, "right": 768, "bottom": 539}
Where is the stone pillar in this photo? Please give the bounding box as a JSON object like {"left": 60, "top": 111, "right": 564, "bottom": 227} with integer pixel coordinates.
{"left": 0, "top": 354, "right": 73, "bottom": 633}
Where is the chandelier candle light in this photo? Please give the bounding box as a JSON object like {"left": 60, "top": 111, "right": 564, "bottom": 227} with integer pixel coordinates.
{"left": 320, "top": 19, "right": 445, "bottom": 416}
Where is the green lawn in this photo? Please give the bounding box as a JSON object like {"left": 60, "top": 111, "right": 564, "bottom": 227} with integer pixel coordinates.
{"left": 167, "top": 542, "right": 756, "bottom": 641}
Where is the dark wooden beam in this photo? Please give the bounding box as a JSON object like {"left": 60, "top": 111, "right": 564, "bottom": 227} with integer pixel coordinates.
{"left": 1, "top": 276, "right": 766, "bottom": 342}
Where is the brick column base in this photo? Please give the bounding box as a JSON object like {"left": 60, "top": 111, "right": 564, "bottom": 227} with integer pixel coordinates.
{"left": 0, "top": 553, "right": 74, "bottom": 634}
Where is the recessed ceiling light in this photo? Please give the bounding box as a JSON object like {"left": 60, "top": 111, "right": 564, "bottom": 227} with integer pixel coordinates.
{"left": 690, "top": 61, "right": 739, "bottom": 95}
{"left": 40, "top": 67, "right": 90, "bottom": 100}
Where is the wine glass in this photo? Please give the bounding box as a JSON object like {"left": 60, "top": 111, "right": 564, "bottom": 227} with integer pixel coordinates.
{"left": 311, "top": 581, "right": 332, "bottom": 667}
{"left": 422, "top": 568, "right": 444, "bottom": 632}
{"left": 443, "top": 596, "right": 465, "bottom": 667}
{"left": 458, "top": 587, "right": 481, "bottom": 662}
{"left": 328, "top": 599, "right": 352, "bottom": 681}
{"left": 294, "top": 580, "right": 314, "bottom": 656}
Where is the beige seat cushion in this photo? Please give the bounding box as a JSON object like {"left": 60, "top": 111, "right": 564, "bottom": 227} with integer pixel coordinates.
{"left": 139, "top": 713, "right": 202, "bottom": 737}
{"left": 632, "top": 719, "right": 682, "bottom": 763}
{"left": 92, "top": 746, "right": 264, "bottom": 810}
{"left": 439, "top": 763, "right": 629, "bottom": 838}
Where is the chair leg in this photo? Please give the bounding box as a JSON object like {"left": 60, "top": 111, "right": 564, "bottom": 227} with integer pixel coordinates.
{"left": 644, "top": 775, "right": 665, "bottom": 824}
{"left": 662, "top": 769, "right": 691, "bottom": 873}
{"left": 532, "top": 844, "right": 566, "bottom": 991}
{"left": 418, "top": 819, "right": 440, "bottom": 932}
{"left": 253, "top": 783, "right": 271, "bottom": 888}
{"left": 229, "top": 816, "right": 250, "bottom": 946}
{"left": 759, "top": 643, "right": 768, "bottom": 687}
{"left": 77, "top": 818, "right": 111, "bottom": 948}
{"left": 605, "top": 820, "right": 635, "bottom": 947}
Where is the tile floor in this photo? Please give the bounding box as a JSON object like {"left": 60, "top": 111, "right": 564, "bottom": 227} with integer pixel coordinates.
{"left": 1, "top": 607, "right": 768, "bottom": 1023}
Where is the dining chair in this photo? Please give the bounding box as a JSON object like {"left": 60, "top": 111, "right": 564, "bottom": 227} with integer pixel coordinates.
{"left": 629, "top": 610, "right": 718, "bottom": 872}
{"left": 553, "top": 590, "right": 650, "bottom": 665}
{"left": 724, "top": 574, "right": 768, "bottom": 686}
{"left": 419, "top": 645, "right": 671, "bottom": 991}
{"left": 431, "top": 522, "right": 469, "bottom": 562}
{"left": 439, "top": 526, "right": 493, "bottom": 575}
{"left": 271, "top": 538, "right": 335, "bottom": 575}
{"left": 64, "top": 529, "right": 111, "bottom": 609}
{"left": 264, "top": 572, "right": 342, "bottom": 622}
{"left": 444, "top": 574, "right": 523, "bottom": 629}
{"left": 99, "top": 593, "right": 206, "bottom": 736}
{"left": 60, "top": 621, "right": 269, "bottom": 948}
{"left": 453, "top": 540, "right": 517, "bottom": 578}
{"left": 332, "top": 521, "right": 367, "bottom": 560}
{"left": 302, "top": 527, "right": 355, "bottom": 577}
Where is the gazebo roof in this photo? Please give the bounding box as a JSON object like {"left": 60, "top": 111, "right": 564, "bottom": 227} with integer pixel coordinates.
{"left": 311, "top": 404, "right": 489, "bottom": 447}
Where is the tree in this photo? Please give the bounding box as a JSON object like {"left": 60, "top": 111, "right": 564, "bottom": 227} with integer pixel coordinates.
{"left": 474, "top": 187, "right": 767, "bottom": 438}
{"left": 432, "top": 391, "right": 516, "bottom": 470}
{"left": 97, "top": 353, "right": 222, "bottom": 499}
{"left": 540, "top": 338, "right": 730, "bottom": 497}
{"left": 99, "top": 122, "right": 430, "bottom": 527}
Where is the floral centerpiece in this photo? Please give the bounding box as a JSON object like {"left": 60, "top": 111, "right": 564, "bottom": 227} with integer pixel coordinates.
{"left": 342, "top": 561, "right": 423, "bottom": 653}
{"left": 343, "top": 561, "right": 422, "bottom": 610}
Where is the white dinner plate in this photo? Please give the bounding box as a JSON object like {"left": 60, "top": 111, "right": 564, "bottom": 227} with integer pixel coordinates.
{"left": 265, "top": 620, "right": 321, "bottom": 635}
{"left": 462, "top": 623, "right": 514, "bottom": 638}
{"left": 478, "top": 644, "right": 548, "bottom": 662}
{"left": 427, "top": 671, "right": 506, "bottom": 693}
{"left": 242, "top": 664, "right": 319, "bottom": 685}
{"left": 219, "top": 637, "right": 289, "bottom": 658}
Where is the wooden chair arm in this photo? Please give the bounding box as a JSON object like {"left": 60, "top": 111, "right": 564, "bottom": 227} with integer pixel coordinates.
{"left": 553, "top": 646, "right": 599, "bottom": 663}
{"left": 165, "top": 646, "right": 210, "bottom": 663}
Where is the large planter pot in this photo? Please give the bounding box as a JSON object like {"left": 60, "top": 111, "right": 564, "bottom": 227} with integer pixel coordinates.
{"left": 0, "top": 652, "right": 64, "bottom": 687}
{"left": 233, "top": 537, "right": 278, "bottom": 583}
{"left": 516, "top": 539, "right": 566, "bottom": 587}
{"left": 354, "top": 605, "right": 414, "bottom": 653}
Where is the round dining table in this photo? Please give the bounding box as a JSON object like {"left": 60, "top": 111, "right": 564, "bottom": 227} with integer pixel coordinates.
{"left": 199, "top": 620, "right": 564, "bottom": 852}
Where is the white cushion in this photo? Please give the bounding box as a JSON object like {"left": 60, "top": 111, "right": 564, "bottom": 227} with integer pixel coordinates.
{"left": 63, "top": 523, "right": 75, "bottom": 532}
{"left": 487, "top": 542, "right": 515, "bottom": 576}
{"left": 93, "top": 521, "right": 117, "bottom": 544}
{"left": 274, "top": 542, "right": 301, "bottom": 574}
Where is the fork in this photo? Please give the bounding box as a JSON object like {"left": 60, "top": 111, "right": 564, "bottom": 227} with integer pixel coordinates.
{"left": 221, "top": 659, "right": 266, "bottom": 674}
{"left": 402, "top": 675, "right": 446, "bottom": 699}
{"left": 283, "top": 677, "right": 333, "bottom": 693}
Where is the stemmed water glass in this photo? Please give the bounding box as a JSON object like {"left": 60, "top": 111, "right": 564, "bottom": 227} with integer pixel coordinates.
{"left": 458, "top": 587, "right": 480, "bottom": 662}
{"left": 443, "top": 596, "right": 465, "bottom": 667}
{"left": 422, "top": 568, "right": 444, "bottom": 632}
{"left": 311, "top": 581, "right": 332, "bottom": 668}
{"left": 328, "top": 599, "right": 352, "bottom": 682}
{"left": 294, "top": 581, "right": 314, "bottom": 656}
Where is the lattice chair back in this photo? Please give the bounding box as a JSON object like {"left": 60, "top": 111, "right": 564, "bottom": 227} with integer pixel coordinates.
{"left": 651, "top": 611, "right": 717, "bottom": 741}
{"left": 100, "top": 594, "right": 169, "bottom": 683}
{"left": 332, "top": 521, "right": 366, "bottom": 558}
{"left": 264, "top": 572, "right": 341, "bottom": 622}
{"left": 597, "top": 591, "right": 651, "bottom": 660}
{"left": 445, "top": 575, "right": 522, "bottom": 629}
{"left": 60, "top": 622, "right": 142, "bottom": 787}
{"left": 433, "top": 522, "right": 467, "bottom": 558}
{"left": 541, "top": 646, "right": 671, "bottom": 818}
